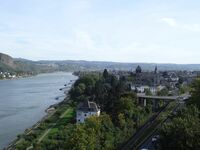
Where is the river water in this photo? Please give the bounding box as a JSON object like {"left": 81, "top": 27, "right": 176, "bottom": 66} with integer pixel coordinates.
{"left": 0, "top": 72, "right": 77, "bottom": 149}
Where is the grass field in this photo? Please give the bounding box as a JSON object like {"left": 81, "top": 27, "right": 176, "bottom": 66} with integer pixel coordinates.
{"left": 14, "top": 102, "right": 75, "bottom": 149}
{"left": 37, "top": 107, "right": 75, "bottom": 142}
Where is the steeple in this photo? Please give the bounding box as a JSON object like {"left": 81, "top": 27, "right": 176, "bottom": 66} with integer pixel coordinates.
{"left": 154, "top": 66, "right": 160, "bottom": 86}
{"left": 154, "top": 66, "right": 157, "bottom": 74}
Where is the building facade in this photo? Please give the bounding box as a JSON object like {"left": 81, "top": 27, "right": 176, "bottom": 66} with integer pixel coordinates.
{"left": 76, "top": 101, "right": 100, "bottom": 123}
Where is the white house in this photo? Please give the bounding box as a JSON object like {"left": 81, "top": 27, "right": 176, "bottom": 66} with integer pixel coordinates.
{"left": 76, "top": 101, "right": 100, "bottom": 123}
{"left": 132, "top": 85, "right": 156, "bottom": 94}
{"left": 131, "top": 85, "right": 166, "bottom": 95}
{"left": 131, "top": 85, "right": 148, "bottom": 93}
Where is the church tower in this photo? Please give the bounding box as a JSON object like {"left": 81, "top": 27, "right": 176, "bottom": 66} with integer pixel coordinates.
{"left": 154, "top": 66, "right": 157, "bottom": 74}
{"left": 154, "top": 66, "right": 159, "bottom": 86}
{"left": 136, "top": 65, "right": 142, "bottom": 74}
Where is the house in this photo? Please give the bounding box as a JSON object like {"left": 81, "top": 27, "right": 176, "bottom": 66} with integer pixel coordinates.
{"left": 76, "top": 101, "right": 100, "bottom": 123}
{"left": 137, "top": 85, "right": 150, "bottom": 93}
{"left": 131, "top": 85, "right": 156, "bottom": 94}
{"left": 131, "top": 85, "right": 166, "bottom": 95}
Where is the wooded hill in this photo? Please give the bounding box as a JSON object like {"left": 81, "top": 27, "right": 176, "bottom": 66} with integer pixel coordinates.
{"left": 1, "top": 52, "right": 200, "bottom": 73}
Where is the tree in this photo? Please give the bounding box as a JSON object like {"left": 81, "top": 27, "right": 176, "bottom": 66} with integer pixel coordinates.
{"left": 69, "top": 83, "right": 86, "bottom": 99}
{"left": 159, "top": 106, "right": 200, "bottom": 150}
{"left": 15, "top": 140, "right": 30, "bottom": 150}
{"left": 117, "top": 97, "right": 137, "bottom": 118}
{"left": 189, "top": 78, "right": 200, "bottom": 108}
{"left": 144, "top": 88, "right": 152, "bottom": 96}
{"left": 69, "top": 74, "right": 99, "bottom": 101}
{"left": 157, "top": 88, "right": 169, "bottom": 96}
{"left": 179, "top": 85, "right": 190, "bottom": 94}
{"left": 103, "top": 69, "right": 109, "bottom": 79}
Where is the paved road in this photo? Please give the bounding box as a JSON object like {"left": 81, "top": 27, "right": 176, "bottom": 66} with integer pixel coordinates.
{"left": 121, "top": 103, "right": 170, "bottom": 150}
{"left": 139, "top": 100, "right": 185, "bottom": 150}
{"left": 139, "top": 133, "right": 157, "bottom": 150}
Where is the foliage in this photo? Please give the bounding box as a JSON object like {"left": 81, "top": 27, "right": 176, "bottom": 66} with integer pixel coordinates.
{"left": 103, "top": 69, "right": 109, "bottom": 79}
{"left": 159, "top": 77, "right": 200, "bottom": 150}
{"left": 189, "top": 78, "right": 200, "bottom": 108}
{"left": 159, "top": 106, "right": 200, "bottom": 150}
{"left": 179, "top": 85, "right": 190, "bottom": 94}
{"left": 66, "top": 71, "right": 152, "bottom": 149}
{"left": 157, "top": 88, "right": 169, "bottom": 96}
{"left": 144, "top": 88, "right": 152, "bottom": 96}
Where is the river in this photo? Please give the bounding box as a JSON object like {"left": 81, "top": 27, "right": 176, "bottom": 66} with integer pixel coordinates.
{"left": 0, "top": 72, "right": 77, "bottom": 149}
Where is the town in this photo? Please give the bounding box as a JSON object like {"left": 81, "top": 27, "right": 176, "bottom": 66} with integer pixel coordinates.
{"left": 0, "top": 72, "right": 17, "bottom": 79}
{"left": 0, "top": 71, "right": 34, "bottom": 80}
{"left": 75, "top": 66, "right": 198, "bottom": 123}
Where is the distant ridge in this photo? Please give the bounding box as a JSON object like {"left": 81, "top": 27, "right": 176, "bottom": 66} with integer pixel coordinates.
{"left": 35, "top": 60, "right": 200, "bottom": 71}
{"left": 1, "top": 52, "right": 200, "bottom": 72}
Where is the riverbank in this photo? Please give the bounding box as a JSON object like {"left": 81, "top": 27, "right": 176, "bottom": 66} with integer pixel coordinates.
{"left": 4, "top": 73, "right": 77, "bottom": 150}
{"left": 0, "top": 72, "right": 77, "bottom": 149}
{"left": 6, "top": 97, "right": 75, "bottom": 150}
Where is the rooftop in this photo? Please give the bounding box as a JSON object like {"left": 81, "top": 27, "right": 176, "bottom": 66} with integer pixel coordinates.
{"left": 77, "top": 101, "right": 99, "bottom": 112}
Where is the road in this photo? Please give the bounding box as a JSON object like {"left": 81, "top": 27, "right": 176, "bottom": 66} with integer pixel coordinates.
{"left": 139, "top": 133, "right": 157, "bottom": 150}
{"left": 138, "top": 98, "right": 186, "bottom": 150}
{"left": 121, "top": 102, "right": 170, "bottom": 150}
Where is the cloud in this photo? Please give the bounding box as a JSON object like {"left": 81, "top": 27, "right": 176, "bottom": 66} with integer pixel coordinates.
{"left": 160, "top": 17, "right": 177, "bottom": 27}
{"left": 74, "top": 30, "right": 96, "bottom": 50}
{"left": 183, "top": 24, "right": 200, "bottom": 32}
{"left": 160, "top": 17, "right": 200, "bottom": 32}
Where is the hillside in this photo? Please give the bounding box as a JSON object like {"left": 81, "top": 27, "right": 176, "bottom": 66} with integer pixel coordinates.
{"left": 1, "top": 52, "right": 200, "bottom": 73}
{"left": 0, "top": 53, "right": 16, "bottom": 72}
{"left": 0, "top": 53, "right": 16, "bottom": 67}
{"left": 0, "top": 53, "right": 59, "bottom": 73}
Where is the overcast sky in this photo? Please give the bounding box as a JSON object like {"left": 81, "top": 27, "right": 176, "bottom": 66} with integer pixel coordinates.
{"left": 0, "top": 0, "right": 200, "bottom": 64}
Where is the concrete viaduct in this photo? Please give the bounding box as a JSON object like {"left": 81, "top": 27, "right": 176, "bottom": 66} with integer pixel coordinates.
{"left": 137, "top": 93, "right": 191, "bottom": 110}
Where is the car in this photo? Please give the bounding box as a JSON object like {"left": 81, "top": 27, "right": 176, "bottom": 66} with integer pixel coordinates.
{"left": 152, "top": 137, "right": 157, "bottom": 142}
{"left": 152, "top": 135, "right": 160, "bottom": 143}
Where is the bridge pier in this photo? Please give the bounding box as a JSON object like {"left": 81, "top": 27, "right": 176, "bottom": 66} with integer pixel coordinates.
{"left": 153, "top": 99, "right": 159, "bottom": 111}
{"left": 143, "top": 98, "right": 146, "bottom": 107}
{"left": 138, "top": 98, "right": 147, "bottom": 107}
{"left": 136, "top": 93, "right": 187, "bottom": 112}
